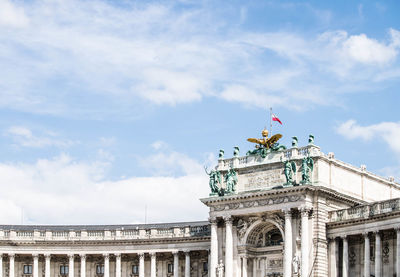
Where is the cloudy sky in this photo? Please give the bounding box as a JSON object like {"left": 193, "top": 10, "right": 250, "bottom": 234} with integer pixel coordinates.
{"left": 0, "top": 0, "right": 399, "bottom": 225}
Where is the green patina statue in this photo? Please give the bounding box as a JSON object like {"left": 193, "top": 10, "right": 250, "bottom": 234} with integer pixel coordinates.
{"left": 233, "top": 146, "right": 240, "bottom": 157}
{"left": 219, "top": 149, "right": 224, "bottom": 159}
{"left": 292, "top": 136, "right": 298, "bottom": 148}
{"left": 205, "top": 166, "right": 222, "bottom": 196}
{"left": 284, "top": 160, "right": 297, "bottom": 186}
{"left": 301, "top": 157, "right": 314, "bottom": 184}
{"left": 225, "top": 167, "right": 238, "bottom": 194}
{"left": 246, "top": 129, "right": 286, "bottom": 158}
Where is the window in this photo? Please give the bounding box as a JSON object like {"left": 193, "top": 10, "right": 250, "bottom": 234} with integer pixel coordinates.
{"left": 167, "top": 264, "right": 173, "bottom": 274}
{"left": 96, "top": 264, "right": 104, "bottom": 275}
{"left": 203, "top": 262, "right": 208, "bottom": 272}
{"left": 23, "top": 265, "right": 33, "bottom": 274}
{"left": 60, "top": 265, "right": 69, "bottom": 275}
{"left": 132, "top": 265, "right": 139, "bottom": 275}
{"left": 265, "top": 229, "right": 283, "bottom": 246}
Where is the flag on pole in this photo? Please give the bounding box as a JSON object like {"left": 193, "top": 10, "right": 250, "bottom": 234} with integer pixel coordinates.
{"left": 272, "top": 113, "right": 282, "bottom": 125}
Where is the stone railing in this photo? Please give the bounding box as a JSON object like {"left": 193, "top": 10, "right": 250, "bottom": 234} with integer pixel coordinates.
{"left": 329, "top": 198, "right": 400, "bottom": 222}
{"left": 218, "top": 145, "right": 321, "bottom": 171}
{"left": 0, "top": 222, "right": 210, "bottom": 241}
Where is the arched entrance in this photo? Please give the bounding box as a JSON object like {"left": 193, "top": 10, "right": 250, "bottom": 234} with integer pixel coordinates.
{"left": 240, "top": 221, "right": 284, "bottom": 277}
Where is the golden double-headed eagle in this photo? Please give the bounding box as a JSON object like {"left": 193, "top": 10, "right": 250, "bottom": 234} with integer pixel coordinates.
{"left": 247, "top": 129, "right": 282, "bottom": 149}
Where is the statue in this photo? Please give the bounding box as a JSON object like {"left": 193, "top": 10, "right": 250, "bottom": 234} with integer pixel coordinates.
{"left": 308, "top": 134, "right": 314, "bottom": 145}
{"left": 301, "top": 157, "right": 314, "bottom": 184}
{"left": 292, "top": 136, "right": 298, "bottom": 148}
{"left": 247, "top": 129, "right": 282, "bottom": 149}
{"left": 218, "top": 149, "right": 224, "bottom": 159}
{"left": 225, "top": 167, "right": 238, "bottom": 194}
{"left": 204, "top": 167, "right": 222, "bottom": 195}
{"left": 247, "top": 129, "right": 286, "bottom": 158}
{"left": 284, "top": 160, "right": 296, "bottom": 186}
{"left": 216, "top": 260, "right": 224, "bottom": 277}
{"left": 233, "top": 146, "right": 240, "bottom": 157}
{"left": 292, "top": 255, "right": 300, "bottom": 275}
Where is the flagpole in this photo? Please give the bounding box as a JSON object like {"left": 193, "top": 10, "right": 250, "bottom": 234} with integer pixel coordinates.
{"left": 270, "top": 107, "right": 272, "bottom": 136}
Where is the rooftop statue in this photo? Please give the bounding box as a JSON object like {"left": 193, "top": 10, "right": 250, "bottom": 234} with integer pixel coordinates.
{"left": 284, "top": 160, "right": 297, "bottom": 186}
{"left": 247, "top": 129, "right": 286, "bottom": 158}
{"left": 301, "top": 157, "right": 314, "bottom": 185}
{"left": 224, "top": 167, "right": 238, "bottom": 194}
{"left": 205, "top": 166, "right": 222, "bottom": 196}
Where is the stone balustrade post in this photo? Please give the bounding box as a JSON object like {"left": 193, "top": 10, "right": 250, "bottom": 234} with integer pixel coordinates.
{"left": 224, "top": 216, "right": 233, "bottom": 277}
{"left": 210, "top": 217, "right": 218, "bottom": 277}
{"left": 68, "top": 254, "right": 75, "bottom": 277}
{"left": 363, "top": 233, "right": 370, "bottom": 277}
{"left": 45, "top": 254, "right": 51, "bottom": 277}
{"left": 283, "top": 209, "right": 292, "bottom": 277}
{"left": 115, "top": 254, "right": 121, "bottom": 277}
{"left": 342, "top": 236, "right": 348, "bottom": 277}
{"left": 150, "top": 252, "right": 156, "bottom": 277}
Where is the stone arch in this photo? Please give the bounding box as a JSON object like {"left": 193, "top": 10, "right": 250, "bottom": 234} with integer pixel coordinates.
{"left": 241, "top": 218, "right": 284, "bottom": 246}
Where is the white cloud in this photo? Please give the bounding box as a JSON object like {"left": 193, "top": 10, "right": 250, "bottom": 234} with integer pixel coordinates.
{"left": 342, "top": 34, "right": 397, "bottom": 65}
{"left": 5, "top": 126, "right": 76, "bottom": 148}
{"left": 0, "top": 150, "right": 210, "bottom": 224}
{"left": 337, "top": 120, "right": 400, "bottom": 154}
{"left": 0, "top": 1, "right": 399, "bottom": 115}
{"left": 0, "top": 0, "right": 29, "bottom": 28}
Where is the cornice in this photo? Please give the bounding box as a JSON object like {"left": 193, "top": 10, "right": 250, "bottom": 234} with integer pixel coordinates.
{"left": 327, "top": 210, "right": 400, "bottom": 228}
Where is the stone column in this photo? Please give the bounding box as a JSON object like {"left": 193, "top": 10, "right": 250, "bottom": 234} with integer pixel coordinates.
{"left": 150, "top": 252, "right": 156, "bottom": 277}
{"left": 9, "top": 254, "right": 15, "bottom": 277}
{"left": 342, "top": 236, "right": 348, "bottom": 277}
{"left": 0, "top": 254, "right": 3, "bottom": 277}
{"left": 252, "top": 258, "right": 257, "bottom": 277}
{"left": 260, "top": 258, "right": 265, "bottom": 277}
{"left": 210, "top": 218, "right": 218, "bottom": 277}
{"left": 184, "top": 251, "right": 190, "bottom": 277}
{"left": 33, "top": 254, "right": 39, "bottom": 277}
{"left": 103, "top": 254, "right": 109, "bottom": 277}
{"left": 139, "top": 253, "right": 145, "bottom": 277}
{"left": 301, "top": 207, "right": 309, "bottom": 277}
{"left": 225, "top": 216, "right": 233, "bottom": 277}
{"left": 242, "top": 257, "right": 247, "bottom": 277}
{"left": 375, "top": 232, "right": 381, "bottom": 277}
{"left": 328, "top": 238, "right": 337, "bottom": 277}
{"left": 396, "top": 228, "right": 400, "bottom": 277}
{"left": 173, "top": 251, "right": 179, "bottom": 277}
{"left": 115, "top": 254, "right": 121, "bottom": 277}
{"left": 68, "top": 254, "right": 74, "bottom": 277}
{"left": 283, "top": 209, "right": 292, "bottom": 277}
{"left": 45, "top": 254, "right": 51, "bottom": 277}
{"left": 363, "top": 233, "right": 370, "bottom": 277}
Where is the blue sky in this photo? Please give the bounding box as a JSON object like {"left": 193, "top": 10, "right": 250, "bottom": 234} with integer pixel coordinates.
{"left": 0, "top": 0, "right": 399, "bottom": 225}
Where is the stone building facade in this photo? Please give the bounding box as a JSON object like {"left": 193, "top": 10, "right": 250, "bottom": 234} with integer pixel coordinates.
{"left": 1, "top": 139, "right": 400, "bottom": 277}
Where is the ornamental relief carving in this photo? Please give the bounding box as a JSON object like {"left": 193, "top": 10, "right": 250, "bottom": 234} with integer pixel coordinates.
{"left": 211, "top": 194, "right": 305, "bottom": 212}
{"left": 236, "top": 213, "right": 284, "bottom": 243}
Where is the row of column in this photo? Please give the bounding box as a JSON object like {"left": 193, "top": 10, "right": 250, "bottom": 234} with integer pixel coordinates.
{"left": 210, "top": 207, "right": 311, "bottom": 277}
{"left": 210, "top": 216, "right": 233, "bottom": 277}
{"left": 240, "top": 256, "right": 266, "bottom": 277}
{"left": 283, "top": 207, "right": 310, "bottom": 277}
{"left": 332, "top": 228, "right": 400, "bottom": 277}
{"left": 0, "top": 251, "right": 193, "bottom": 277}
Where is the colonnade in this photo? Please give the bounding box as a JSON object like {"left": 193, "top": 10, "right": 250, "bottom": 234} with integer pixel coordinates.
{"left": 210, "top": 206, "right": 311, "bottom": 277}
{"left": 0, "top": 251, "right": 196, "bottom": 277}
{"left": 329, "top": 228, "right": 400, "bottom": 277}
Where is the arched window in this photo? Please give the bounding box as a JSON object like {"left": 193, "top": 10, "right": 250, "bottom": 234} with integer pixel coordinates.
{"left": 265, "top": 229, "right": 283, "bottom": 246}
